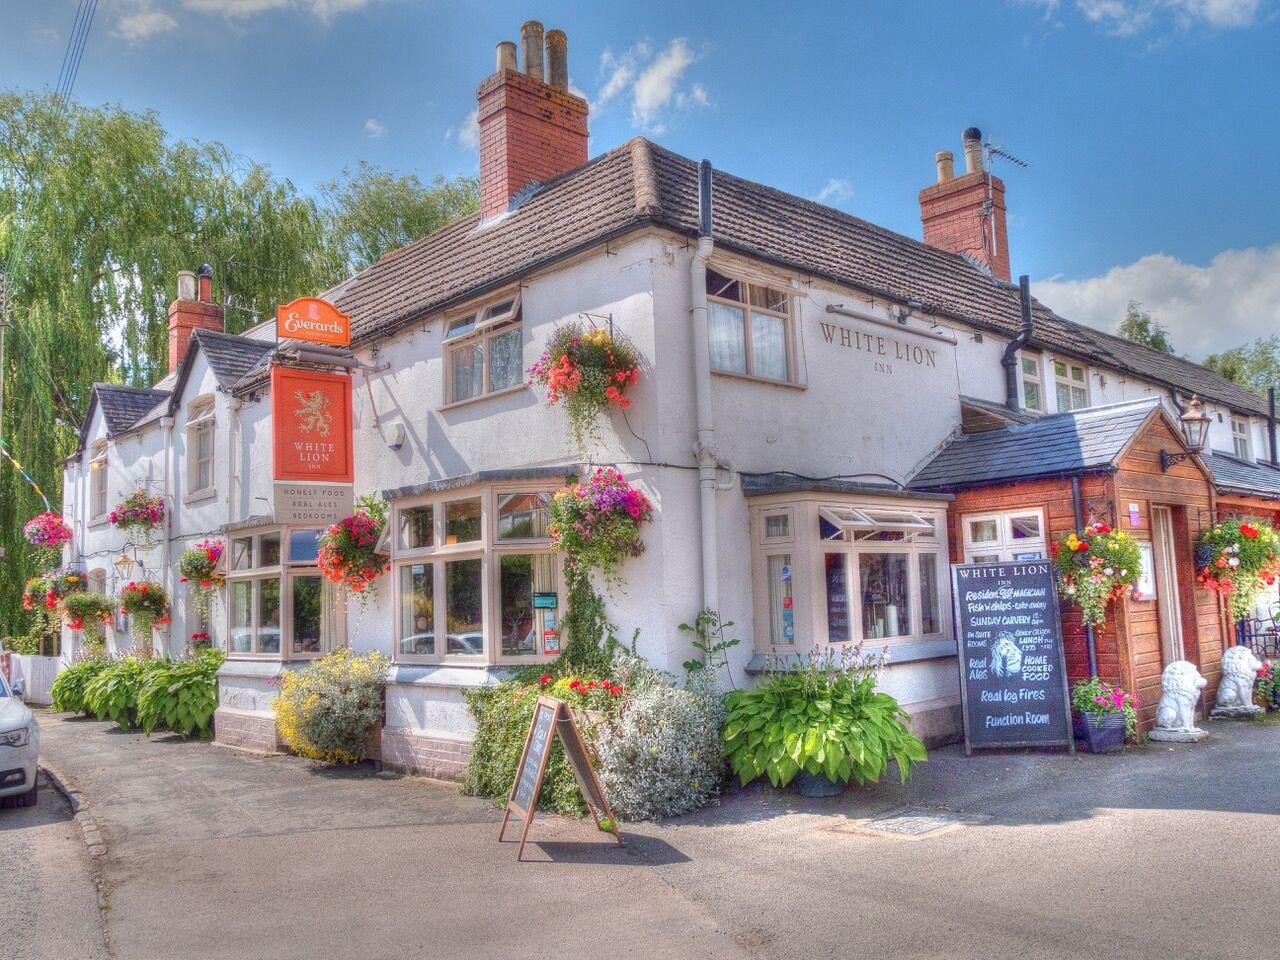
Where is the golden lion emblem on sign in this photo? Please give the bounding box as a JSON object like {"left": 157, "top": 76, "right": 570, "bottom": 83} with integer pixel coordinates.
{"left": 293, "top": 389, "right": 333, "bottom": 437}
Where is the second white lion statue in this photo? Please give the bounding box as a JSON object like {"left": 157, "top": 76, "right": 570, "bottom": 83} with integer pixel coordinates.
{"left": 1150, "top": 660, "right": 1208, "bottom": 742}
{"left": 1212, "top": 645, "right": 1263, "bottom": 717}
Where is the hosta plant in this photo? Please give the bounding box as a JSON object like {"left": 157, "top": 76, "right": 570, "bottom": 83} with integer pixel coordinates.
{"left": 1051, "top": 523, "right": 1141, "bottom": 626}
{"left": 528, "top": 322, "right": 642, "bottom": 449}
{"left": 274, "top": 649, "right": 389, "bottom": 763}
{"left": 83, "top": 657, "right": 153, "bottom": 730}
{"left": 723, "top": 645, "right": 927, "bottom": 789}
{"left": 1195, "top": 518, "right": 1280, "bottom": 620}
{"left": 136, "top": 649, "right": 226, "bottom": 737}
{"left": 50, "top": 657, "right": 112, "bottom": 714}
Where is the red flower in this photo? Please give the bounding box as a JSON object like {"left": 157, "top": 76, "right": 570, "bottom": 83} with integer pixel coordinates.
{"left": 1094, "top": 524, "right": 1111, "bottom": 534}
{"left": 539, "top": 674, "right": 552, "bottom": 686}
{"left": 1241, "top": 523, "right": 1259, "bottom": 539}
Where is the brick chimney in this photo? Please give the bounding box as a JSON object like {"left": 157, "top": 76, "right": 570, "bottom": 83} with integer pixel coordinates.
{"left": 167, "top": 264, "right": 223, "bottom": 373}
{"left": 919, "top": 127, "right": 1011, "bottom": 281}
{"left": 477, "top": 20, "right": 588, "bottom": 218}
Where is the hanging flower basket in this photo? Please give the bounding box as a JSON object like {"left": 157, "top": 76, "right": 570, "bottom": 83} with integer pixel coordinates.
{"left": 1195, "top": 518, "right": 1280, "bottom": 620}
{"left": 1051, "top": 523, "right": 1141, "bottom": 626}
{"left": 317, "top": 496, "right": 389, "bottom": 605}
{"left": 62, "top": 592, "right": 117, "bottom": 654}
{"left": 120, "top": 581, "right": 169, "bottom": 657}
{"left": 528, "top": 322, "right": 642, "bottom": 449}
{"left": 179, "top": 538, "right": 226, "bottom": 619}
{"left": 23, "top": 511, "right": 73, "bottom": 554}
{"left": 109, "top": 489, "right": 166, "bottom": 547}
{"left": 24, "top": 568, "right": 85, "bottom": 613}
{"left": 548, "top": 467, "right": 653, "bottom": 584}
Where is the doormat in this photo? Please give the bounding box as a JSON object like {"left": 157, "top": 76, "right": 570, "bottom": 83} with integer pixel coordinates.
{"left": 830, "top": 808, "right": 983, "bottom": 840}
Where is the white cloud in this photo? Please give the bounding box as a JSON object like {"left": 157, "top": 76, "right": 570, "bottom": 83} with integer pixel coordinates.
{"left": 444, "top": 108, "right": 479, "bottom": 150}
{"left": 363, "top": 118, "right": 385, "bottom": 139}
{"left": 1017, "top": 0, "right": 1265, "bottom": 34}
{"left": 114, "top": 2, "right": 179, "bottom": 41}
{"left": 594, "top": 38, "right": 710, "bottom": 135}
{"left": 810, "top": 178, "right": 855, "bottom": 206}
{"left": 115, "top": 0, "right": 379, "bottom": 35}
{"left": 1033, "top": 245, "right": 1280, "bottom": 361}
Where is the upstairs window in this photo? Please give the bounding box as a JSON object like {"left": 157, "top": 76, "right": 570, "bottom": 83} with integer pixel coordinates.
{"left": 444, "top": 294, "right": 523, "bottom": 405}
{"left": 706, "top": 268, "right": 793, "bottom": 383}
{"left": 187, "top": 396, "right": 215, "bottom": 495}
{"left": 963, "top": 509, "right": 1047, "bottom": 563}
{"left": 1021, "top": 355, "right": 1043, "bottom": 411}
{"left": 1232, "top": 417, "right": 1252, "bottom": 460}
{"left": 89, "top": 441, "right": 109, "bottom": 520}
{"left": 1054, "top": 360, "right": 1088, "bottom": 411}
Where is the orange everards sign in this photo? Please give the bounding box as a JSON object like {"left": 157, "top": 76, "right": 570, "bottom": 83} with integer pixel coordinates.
{"left": 271, "top": 366, "right": 354, "bottom": 484}
{"left": 277, "top": 296, "right": 351, "bottom": 347}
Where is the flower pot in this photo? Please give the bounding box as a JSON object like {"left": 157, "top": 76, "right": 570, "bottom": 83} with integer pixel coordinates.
{"left": 794, "top": 771, "right": 845, "bottom": 798}
{"left": 1079, "top": 711, "right": 1126, "bottom": 754}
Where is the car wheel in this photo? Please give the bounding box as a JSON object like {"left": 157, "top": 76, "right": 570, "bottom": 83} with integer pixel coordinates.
{"left": 1, "top": 783, "right": 38, "bottom": 809}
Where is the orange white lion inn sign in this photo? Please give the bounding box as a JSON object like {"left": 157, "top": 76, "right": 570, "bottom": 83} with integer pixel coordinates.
{"left": 276, "top": 296, "right": 351, "bottom": 348}
{"left": 271, "top": 366, "right": 354, "bottom": 484}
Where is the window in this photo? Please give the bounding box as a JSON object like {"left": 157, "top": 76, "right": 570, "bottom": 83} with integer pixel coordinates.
{"left": 963, "top": 509, "right": 1048, "bottom": 563}
{"left": 392, "top": 486, "right": 562, "bottom": 663}
{"left": 706, "top": 268, "right": 793, "bottom": 382}
{"left": 89, "top": 442, "right": 108, "bottom": 520}
{"left": 187, "top": 396, "right": 215, "bottom": 495}
{"left": 1021, "top": 355, "right": 1043, "bottom": 411}
{"left": 444, "top": 294, "right": 523, "bottom": 404}
{"left": 1232, "top": 417, "right": 1251, "bottom": 460}
{"left": 225, "top": 528, "right": 339, "bottom": 658}
{"left": 1054, "top": 360, "right": 1088, "bottom": 411}
{"left": 765, "top": 555, "right": 794, "bottom": 645}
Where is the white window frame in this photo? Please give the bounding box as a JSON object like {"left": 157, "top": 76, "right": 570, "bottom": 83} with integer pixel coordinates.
{"left": 89, "top": 441, "right": 109, "bottom": 522}
{"left": 962, "top": 508, "right": 1048, "bottom": 563}
{"left": 186, "top": 395, "right": 216, "bottom": 496}
{"left": 1231, "top": 417, "right": 1252, "bottom": 461}
{"left": 391, "top": 483, "right": 564, "bottom": 666}
{"left": 706, "top": 267, "right": 796, "bottom": 384}
{"left": 443, "top": 293, "right": 523, "bottom": 406}
{"left": 1053, "top": 359, "right": 1089, "bottom": 412}
{"left": 1020, "top": 353, "right": 1043, "bottom": 411}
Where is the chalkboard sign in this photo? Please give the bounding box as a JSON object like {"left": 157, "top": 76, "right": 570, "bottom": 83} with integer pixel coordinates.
{"left": 499, "top": 696, "right": 624, "bottom": 860}
{"left": 951, "top": 560, "right": 1075, "bottom": 755}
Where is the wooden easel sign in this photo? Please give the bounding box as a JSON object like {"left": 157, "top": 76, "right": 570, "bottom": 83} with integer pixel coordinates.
{"left": 499, "top": 696, "right": 624, "bottom": 861}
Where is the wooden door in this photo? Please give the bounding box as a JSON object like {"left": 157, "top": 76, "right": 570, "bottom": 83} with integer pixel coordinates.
{"left": 1151, "top": 506, "right": 1185, "bottom": 663}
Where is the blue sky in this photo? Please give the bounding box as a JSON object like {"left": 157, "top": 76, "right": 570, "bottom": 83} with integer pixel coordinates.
{"left": 4, "top": 0, "right": 1279, "bottom": 359}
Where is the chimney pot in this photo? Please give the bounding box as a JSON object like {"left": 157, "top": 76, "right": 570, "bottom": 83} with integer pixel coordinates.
{"left": 198, "top": 263, "right": 213, "bottom": 303}
{"left": 935, "top": 150, "right": 954, "bottom": 183}
{"left": 496, "top": 41, "right": 517, "bottom": 72}
{"left": 962, "top": 127, "right": 984, "bottom": 175}
{"left": 520, "top": 20, "right": 545, "bottom": 81}
{"left": 176, "top": 270, "right": 197, "bottom": 302}
{"left": 546, "top": 29, "right": 568, "bottom": 90}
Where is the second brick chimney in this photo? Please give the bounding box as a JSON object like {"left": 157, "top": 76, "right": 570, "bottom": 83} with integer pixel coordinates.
{"left": 167, "top": 264, "right": 224, "bottom": 374}
{"left": 477, "top": 20, "right": 588, "bottom": 218}
{"left": 918, "top": 128, "right": 1011, "bottom": 282}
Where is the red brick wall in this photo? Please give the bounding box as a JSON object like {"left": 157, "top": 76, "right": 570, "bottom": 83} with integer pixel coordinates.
{"left": 167, "top": 298, "right": 223, "bottom": 373}
{"left": 477, "top": 69, "right": 588, "bottom": 218}
{"left": 918, "top": 172, "right": 1011, "bottom": 281}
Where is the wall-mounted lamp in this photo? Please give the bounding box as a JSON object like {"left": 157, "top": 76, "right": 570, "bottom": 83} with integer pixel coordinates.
{"left": 1160, "top": 395, "right": 1211, "bottom": 472}
{"left": 113, "top": 550, "right": 136, "bottom": 581}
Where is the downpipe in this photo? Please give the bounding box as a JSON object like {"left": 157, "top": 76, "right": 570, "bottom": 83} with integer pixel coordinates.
{"left": 691, "top": 232, "right": 720, "bottom": 614}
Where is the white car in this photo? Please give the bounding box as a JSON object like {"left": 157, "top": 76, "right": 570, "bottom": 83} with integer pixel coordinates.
{"left": 0, "top": 672, "right": 39, "bottom": 809}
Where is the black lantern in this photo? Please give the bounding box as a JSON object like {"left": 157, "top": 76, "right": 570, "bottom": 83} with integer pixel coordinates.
{"left": 1160, "top": 395, "right": 1211, "bottom": 471}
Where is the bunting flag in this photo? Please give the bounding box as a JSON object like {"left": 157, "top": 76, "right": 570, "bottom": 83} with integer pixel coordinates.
{"left": 0, "top": 437, "right": 51, "bottom": 512}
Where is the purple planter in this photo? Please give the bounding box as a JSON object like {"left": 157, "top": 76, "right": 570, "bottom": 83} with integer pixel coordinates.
{"left": 1079, "top": 711, "right": 1126, "bottom": 754}
{"left": 794, "top": 771, "right": 845, "bottom": 797}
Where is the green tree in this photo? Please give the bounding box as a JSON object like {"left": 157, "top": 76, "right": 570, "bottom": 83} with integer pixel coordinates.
{"left": 1117, "top": 300, "right": 1174, "bottom": 354}
{"left": 1204, "top": 336, "right": 1280, "bottom": 396}
{"left": 321, "top": 162, "right": 478, "bottom": 273}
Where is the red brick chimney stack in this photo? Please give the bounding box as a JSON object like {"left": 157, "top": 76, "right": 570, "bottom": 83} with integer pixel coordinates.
{"left": 167, "top": 264, "right": 224, "bottom": 374}
{"left": 477, "top": 20, "right": 588, "bottom": 219}
{"left": 918, "top": 128, "right": 1012, "bottom": 282}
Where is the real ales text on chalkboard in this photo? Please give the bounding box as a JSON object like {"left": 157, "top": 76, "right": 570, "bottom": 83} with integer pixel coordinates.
{"left": 513, "top": 700, "right": 557, "bottom": 814}
{"left": 950, "top": 560, "right": 1074, "bottom": 755}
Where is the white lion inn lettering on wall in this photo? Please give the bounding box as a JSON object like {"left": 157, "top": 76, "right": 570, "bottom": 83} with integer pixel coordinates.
{"left": 818, "top": 321, "right": 938, "bottom": 375}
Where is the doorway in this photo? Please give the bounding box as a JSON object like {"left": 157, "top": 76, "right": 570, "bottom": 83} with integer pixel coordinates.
{"left": 1151, "top": 506, "right": 1185, "bottom": 664}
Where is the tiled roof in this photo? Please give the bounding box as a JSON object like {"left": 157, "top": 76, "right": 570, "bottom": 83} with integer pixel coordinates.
{"left": 1202, "top": 451, "right": 1280, "bottom": 500}
{"left": 194, "top": 329, "right": 275, "bottom": 389}
{"left": 910, "top": 398, "right": 1162, "bottom": 490}
{"left": 960, "top": 395, "right": 1042, "bottom": 426}
{"left": 94, "top": 385, "right": 171, "bottom": 437}
{"left": 313, "top": 136, "right": 1270, "bottom": 418}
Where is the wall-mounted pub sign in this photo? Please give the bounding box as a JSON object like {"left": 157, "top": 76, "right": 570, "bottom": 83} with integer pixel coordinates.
{"left": 277, "top": 296, "right": 351, "bottom": 348}
{"left": 271, "top": 366, "right": 354, "bottom": 484}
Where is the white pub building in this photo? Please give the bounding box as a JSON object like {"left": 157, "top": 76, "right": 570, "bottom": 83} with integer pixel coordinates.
{"left": 61, "top": 21, "right": 1280, "bottom": 774}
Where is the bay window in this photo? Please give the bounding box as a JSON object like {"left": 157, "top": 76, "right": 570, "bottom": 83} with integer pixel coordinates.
{"left": 392, "top": 483, "right": 563, "bottom": 664}
{"left": 444, "top": 294, "right": 523, "bottom": 405}
{"left": 706, "top": 268, "right": 794, "bottom": 383}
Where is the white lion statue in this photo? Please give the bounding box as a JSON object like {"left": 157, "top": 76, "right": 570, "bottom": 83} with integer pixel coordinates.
{"left": 1153, "top": 660, "right": 1207, "bottom": 737}
{"left": 1213, "top": 645, "right": 1263, "bottom": 716}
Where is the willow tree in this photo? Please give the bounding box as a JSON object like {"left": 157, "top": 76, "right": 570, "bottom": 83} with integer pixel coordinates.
{"left": 0, "top": 92, "right": 337, "bottom": 636}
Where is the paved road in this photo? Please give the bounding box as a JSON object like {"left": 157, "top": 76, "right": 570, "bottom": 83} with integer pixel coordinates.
{"left": 34, "top": 710, "right": 1280, "bottom": 960}
{"left": 0, "top": 773, "right": 109, "bottom": 960}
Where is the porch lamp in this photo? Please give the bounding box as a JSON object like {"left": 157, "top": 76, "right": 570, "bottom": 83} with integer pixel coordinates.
{"left": 1160, "top": 395, "right": 1211, "bottom": 472}
{"left": 113, "top": 550, "right": 136, "bottom": 582}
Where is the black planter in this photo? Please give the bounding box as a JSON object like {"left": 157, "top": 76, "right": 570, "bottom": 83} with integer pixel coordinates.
{"left": 794, "top": 770, "right": 845, "bottom": 797}
{"left": 1079, "top": 711, "right": 1126, "bottom": 754}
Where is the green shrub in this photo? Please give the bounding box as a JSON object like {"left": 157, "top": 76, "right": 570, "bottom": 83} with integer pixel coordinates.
{"left": 2, "top": 635, "right": 40, "bottom": 655}
{"left": 84, "top": 657, "right": 155, "bottom": 730}
{"left": 723, "top": 648, "right": 927, "bottom": 788}
{"left": 50, "top": 657, "right": 111, "bottom": 714}
{"left": 137, "top": 649, "right": 226, "bottom": 737}
{"left": 274, "top": 649, "right": 389, "bottom": 763}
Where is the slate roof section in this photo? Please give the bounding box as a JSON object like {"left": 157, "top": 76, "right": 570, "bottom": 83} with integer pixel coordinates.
{"left": 380, "top": 465, "right": 583, "bottom": 502}
{"left": 740, "top": 472, "right": 953, "bottom": 502}
{"left": 94, "top": 385, "right": 171, "bottom": 437}
{"left": 960, "top": 395, "right": 1042, "bottom": 426}
{"left": 194, "top": 329, "right": 276, "bottom": 389}
{"left": 314, "top": 136, "right": 1270, "bottom": 417}
{"left": 1202, "top": 451, "right": 1280, "bottom": 500}
{"left": 910, "top": 398, "right": 1163, "bottom": 491}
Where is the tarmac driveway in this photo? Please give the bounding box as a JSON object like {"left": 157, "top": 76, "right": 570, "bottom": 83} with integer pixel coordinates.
{"left": 34, "top": 710, "right": 1280, "bottom": 960}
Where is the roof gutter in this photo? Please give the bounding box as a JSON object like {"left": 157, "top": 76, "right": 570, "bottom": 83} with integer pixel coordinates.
{"left": 1000, "top": 275, "right": 1033, "bottom": 413}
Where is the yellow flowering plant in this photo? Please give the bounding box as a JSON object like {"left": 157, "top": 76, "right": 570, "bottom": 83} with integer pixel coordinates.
{"left": 1051, "top": 523, "right": 1141, "bottom": 625}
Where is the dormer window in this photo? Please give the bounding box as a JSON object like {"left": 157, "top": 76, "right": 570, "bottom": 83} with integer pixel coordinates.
{"left": 187, "top": 396, "right": 215, "bottom": 495}
{"left": 444, "top": 293, "right": 523, "bottom": 404}
{"left": 1232, "top": 417, "right": 1252, "bottom": 460}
